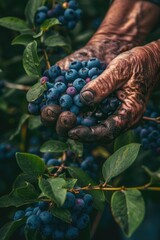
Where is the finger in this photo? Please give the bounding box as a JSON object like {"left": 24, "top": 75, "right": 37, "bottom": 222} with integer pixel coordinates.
{"left": 56, "top": 111, "right": 77, "bottom": 137}
{"left": 80, "top": 53, "right": 132, "bottom": 106}
{"left": 40, "top": 105, "right": 62, "bottom": 127}
{"left": 68, "top": 89, "right": 146, "bottom": 142}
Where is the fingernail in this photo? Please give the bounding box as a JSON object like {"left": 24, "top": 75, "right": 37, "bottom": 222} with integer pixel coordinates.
{"left": 81, "top": 90, "right": 94, "bottom": 103}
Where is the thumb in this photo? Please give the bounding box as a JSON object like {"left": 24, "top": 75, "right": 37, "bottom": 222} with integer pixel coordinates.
{"left": 80, "top": 54, "right": 132, "bottom": 106}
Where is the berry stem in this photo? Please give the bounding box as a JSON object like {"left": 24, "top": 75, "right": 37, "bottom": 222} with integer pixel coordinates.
{"left": 5, "top": 82, "right": 30, "bottom": 91}
{"left": 143, "top": 116, "right": 160, "bottom": 124}
{"left": 43, "top": 49, "right": 51, "bottom": 69}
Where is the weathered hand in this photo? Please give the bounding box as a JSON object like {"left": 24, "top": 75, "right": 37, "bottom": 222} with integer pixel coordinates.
{"left": 68, "top": 40, "right": 160, "bottom": 142}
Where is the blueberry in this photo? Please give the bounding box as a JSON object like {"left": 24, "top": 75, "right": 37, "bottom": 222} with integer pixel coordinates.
{"left": 66, "top": 86, "right": 77, "bottom": 96}
{"left": 13, "top": 210, "right": 25, "bottom": 220}
{"left": 49, "top": 65, "right": 61, "bottom": 79}
{"left": 73, "top": 78, "right": 86, "bottom": 91}
{"left": 37, "top": 6, "right": 49, "bottom": 13}
{"left": 33, "top": 206, "right": 40, "bottom": 215}
{"left": 76, "top": 116, "right": 83, "bottom": 125}
{"left": 58, "top": 15, "right": 66, "bottom": 25}
{"left": 25, "top": 211, "right": 33, "bottom": 217}
{"left": 46, "top": 82, "right": 54, "bottom": 89}
{"left": 63, "top": 192, "right": 76, "bottom": 209}
{"left": 65, "top": 226, "right": 79, "bottom": 240}
{"left": 38, "top": 201, "right": 49, "bottom": 210}
{"left": 43, "top": 69, "right": 50, "bottom": 78}
{"left": 53, "top": 229, "right": 64, "bottom": 240}
{"left": 74, "top": 198, "right": 85, "bottom": 211}
{"left": 55, "top": 75, "right": 66, "bottom": 83}
{"left": 70, "top": 105, "right": 80, "bottom": 115}
{"left": 78, "top": 67, "right": 89, "bottom": 78}
{"left": 81, "top": 117, "right": 96, "bottom": 127}
{"left": 88, "top": 67, "right": 100, "bottom": 78}
{"left": 148, "top": 131, "right": 159, "bottom": 140}
{"left": 67, "top": 20, "right": 77, "bottom": 29}
{"left": 54, "top": 4, "right": 64, "bottom": 15}
{"left": 35, "top": 11, "right": 47, "bottom": 24}
{"left": 76, "top": 214, "right": 90, "bottom": 229}
{"left": 68, "top": 0, "right": 78, "bottom": 10}
{"left": 86, "top": 77, "right": 91, "bottom": 83}
{"left": 39, "top": 211, "right": 53, "bottom": 224}
{"left": 25, "top": 207, "right": 34, "bottom": 212}
{"left": 82, "top": 60, "right": 87, "bottom": 67}
{"left": 64, "top": 8, "right": 76, "bottom": 20}
{"left": 85, "top": 156, "right": 94, "bottom": 162}
{"left": 41, "top": 224, "right": 52, "bottom": 237}
{"left": 141, "top": 138, "right": 149, "bottom": 150}
{"left": 140, "top": 128, "right": 148, "bottom": 138}
{"left": 40, "top": 76, "right": 49, "bottom": 85}
{"left": 109, "top": 97, "right": 119, "bottom": 110}
{"left": 47, "top": 9, "right": 56, "bottom": 18}
{"left": 59, "top": 94, "right": 73, "bottom": 108}
{"left": 81, "top": 160, "right": 88, "bottom": 170}
{"left": 26, "top": 215, "right": 41, "bottom": 230}
{"left": 47, "top": 158, "right": 61, "bottom": 166}
{"left": 54, "top": 82, "right": 67, "bottom": 93}
{"left": 65, "top": 69, "right": 78, "bottom": 82}
{"left": 75, "top": 9, "right": 83, "bottom": 19}
{"left": 87, "top": 58, "right": 101, "bottom": 69}
{"left": 69, "top": 61, "right": 82, "bottom": 71}
{"left": 47, "top": 88, "right": 59, "bottom": 100}
{"left": 28, "top": 103, "right": 39, "bottom": 115}
{"left": 83, "top": 194, "right": 93, "bottom": 206}
{"left": 73, "top": 94, "right": 84, "bottom": 107}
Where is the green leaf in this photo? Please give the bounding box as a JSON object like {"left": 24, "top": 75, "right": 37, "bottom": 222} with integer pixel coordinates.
{"left": 10, "top": 114, "right": 30, "bottom": 140}
{"left": 13, "top": 173, "right": 37, "bottom": 188}
{"left": 44, "top": 34, "right": 71, "bottom": 52}
{"left": 23, "top": 41, "right": 41, "bottom": 78}
{"left": 25, "top": 0, "right": 44, "bottom": 27}
{"left": 40, "top": 18, "right": 61, "bottom": 31}
{"left": 40, "top": 140, "right": 68, "bottom": 153}
{"left": 0, "top": 219, "right": 26, "bottom": 240}
{"left": 114, "top": 130, "right": 138, "bottom": 151}
{"left": 51, "top": 206, "right": 72, "bottom": 223}
{"left": 66, "top": 178, "right": 77, "bottom": 189}
{"left": 0, "top": 17, "right": 29, "bottom": 32}
{"left": 111, "top": 190, "right": 145, "bottom": 237}
{"left": 38, "top": 178, "right": 67, "bottom": 206}
{"left": 12, "top": 34, "right": 34, "bottom": 46}
{"left": 67, "top": 139, "right": 83, "bottom": 157}
{"left": 16, "top": 152, "right": 46, "bottom": 177}
{"left": 0, "top": 182, "right": 38, "bottom": 207}
{"left": 142, "top": 166, "right": 160, "bottom": 185}
{"left": 68, "top": 167, "right": 105, "bottom": 211}
{"left": 102, "top": 143, "right": 141, "bottom": 182}
{"left": 26, "top": 82, "right": 47, "bottom": 102}
{"left": 24, "top": 228, "right": 41, "bottom": 240}
{"left": 28, "top": 116, "right": 42, "bottom": 130}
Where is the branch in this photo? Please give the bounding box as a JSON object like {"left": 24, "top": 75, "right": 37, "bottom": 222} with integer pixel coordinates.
{"left": 143, "top": 116, "right": 160, "bottom": 124}
{"left": 5, "top": 82, "right": 30, "bottom": 91}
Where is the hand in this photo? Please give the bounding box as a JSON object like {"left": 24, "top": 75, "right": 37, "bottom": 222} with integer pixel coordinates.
{"left": 67, "top": 41, "right": 160, "bottom": 142}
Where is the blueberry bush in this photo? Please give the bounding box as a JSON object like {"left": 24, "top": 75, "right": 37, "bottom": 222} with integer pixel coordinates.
{"left": 0, "top": 1, "right": 160, "bottom": 240}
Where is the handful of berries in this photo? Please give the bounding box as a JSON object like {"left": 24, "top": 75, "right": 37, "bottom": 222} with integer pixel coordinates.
{"left": 35, "top": 0, "right": 82, "bottom": 30}
{"left": 28, "top": 58, "right": 121, "bottom": 136}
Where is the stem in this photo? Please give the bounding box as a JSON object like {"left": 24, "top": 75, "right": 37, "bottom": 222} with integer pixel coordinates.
{"left": 143, "top": 116, "right": 160, "bottom": 124}
{"left": 43, "top": 49, "right": 51, "bottom": 69}
{"left": 70, "top": 184, "right": 160, "bottom": 192}
{"left": 91, "top": 212, "right": 103, "bottom": 239}
{"left": 5, "top": 82, "right": 30, "bottom": 91}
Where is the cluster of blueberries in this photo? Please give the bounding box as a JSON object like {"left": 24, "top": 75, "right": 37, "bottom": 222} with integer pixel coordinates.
{"left": 35, "top": 0, "right": 82, "bottom": 30}
{"left": 135, "top": 107, "right": 160, "bottom": 154}
{"left": 13, "top": 191, "right": 93, "bottom": 240}
{"left": 0, "top": 143, "right": 18, "bottom": 161}
{"left": 28, "top": 58, "right": 121, "bottom": 128}
{"left": 43, "top": 151, "right": 99, "bottom": 180}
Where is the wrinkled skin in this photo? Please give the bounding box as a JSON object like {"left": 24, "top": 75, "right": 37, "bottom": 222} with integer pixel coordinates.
{"left": 41, "top": 0, "right": 160, "bottom": 142}
{"left": 68, "top": 41, "right": 160, "bottom": 142}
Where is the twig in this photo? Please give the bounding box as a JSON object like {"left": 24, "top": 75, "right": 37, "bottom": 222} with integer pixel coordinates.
{"left": 91, "top": 212, "right": 103, "bottom": 239}
{"left": 5, "top": 82, "right": 30, "bottom": 91}
{"left": 143, "top": 116, "right": 160, "bottom": 124}
{"left": 43, "top": 49, "right": 51, "bottom": 69}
